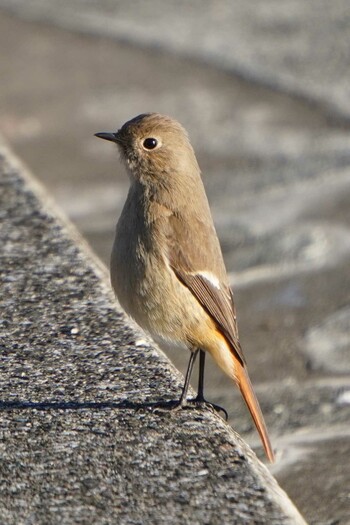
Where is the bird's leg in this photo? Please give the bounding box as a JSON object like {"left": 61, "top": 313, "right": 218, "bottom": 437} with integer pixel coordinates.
{"left": 176, "top": 348, "right": 200, "bottom": 407}
{"left": 191, "top": 349, "right": 228, "bottom": 421}
{"left": 195, "top": 349, "right": 206, "bottom": 402}
{"left": 151, "top": 348, "right": 199, "bottom": 413}
{"left": 152, "top": 349, "right": 227, "bottom": 420}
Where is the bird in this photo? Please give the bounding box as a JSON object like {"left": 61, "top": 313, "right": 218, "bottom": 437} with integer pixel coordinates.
{"left": 95, "top": 113, "right": 274, "bottom": 462}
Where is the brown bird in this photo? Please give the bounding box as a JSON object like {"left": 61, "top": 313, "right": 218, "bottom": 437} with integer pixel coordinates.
{"left": 95, "top": 113, "right": 274, "bottom": 462}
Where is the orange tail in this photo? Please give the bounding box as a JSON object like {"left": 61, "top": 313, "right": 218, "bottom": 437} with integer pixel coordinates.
{"left": 207, "top": 330, "right": 274, "bottom": 461}
{"left": 236, "top": 361, "right": 275, "bottom": 462}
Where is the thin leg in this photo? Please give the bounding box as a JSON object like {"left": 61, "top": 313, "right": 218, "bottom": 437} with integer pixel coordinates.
{"left": 196, "top": 349, "right": 206, "bottom": 401}
{"left": 151, "top": 349, "right": 199, "bottom": 413}
{"left": 151, "top": 348, "right": 227, "bottom": 420}
{"left": 192, "top": 349, "right": 228, "bottom": 421}
{"left": 177, "top": 348, "right": 200, "bottom": 407}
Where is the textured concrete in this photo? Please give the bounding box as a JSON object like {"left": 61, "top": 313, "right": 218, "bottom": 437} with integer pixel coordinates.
{"left": 0, "top": 145, "right": 306, "bottom": 524}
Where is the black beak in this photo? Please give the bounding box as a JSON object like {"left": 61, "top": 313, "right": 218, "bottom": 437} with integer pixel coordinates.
{"left": 94, "top": 132, "right": 119, "bottom": 143}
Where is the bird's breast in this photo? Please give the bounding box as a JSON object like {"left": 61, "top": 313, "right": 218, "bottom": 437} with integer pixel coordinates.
{"left": 110, "top": 212, "right": 210, "bottom": 346}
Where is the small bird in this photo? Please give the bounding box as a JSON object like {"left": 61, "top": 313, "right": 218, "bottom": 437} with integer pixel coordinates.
{"left": 95, "top": 113, "right": 274, "bottom": 462}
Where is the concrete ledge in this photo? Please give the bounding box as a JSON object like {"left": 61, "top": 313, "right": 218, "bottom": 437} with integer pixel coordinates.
{"left": 0, "top": 143, "right": 306, "bottom": 524}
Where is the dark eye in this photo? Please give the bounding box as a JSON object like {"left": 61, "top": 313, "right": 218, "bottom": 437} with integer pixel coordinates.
{"left": 143, "top": 137, "right": 158, "bottom": 150}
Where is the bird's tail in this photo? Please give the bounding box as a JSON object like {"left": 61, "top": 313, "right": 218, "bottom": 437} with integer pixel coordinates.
{"left": 235, "top": 360, "right": 275, "bottom": 462}
{"left": 209, "top": 332, "right": 275, "bottom": 462}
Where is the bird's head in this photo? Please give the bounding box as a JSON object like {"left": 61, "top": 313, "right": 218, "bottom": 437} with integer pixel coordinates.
{"left": 95, "top": 113, "right": 200, "bottom": 186}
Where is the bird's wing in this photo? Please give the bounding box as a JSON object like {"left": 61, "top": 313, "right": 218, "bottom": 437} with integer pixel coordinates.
{"left": 164, "top": 213, "right": 245, "bottom": 365}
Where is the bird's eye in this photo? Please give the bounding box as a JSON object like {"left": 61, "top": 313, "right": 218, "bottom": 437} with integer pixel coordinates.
{"left": 142, "top": 137, "right": 158, "bottom": 150}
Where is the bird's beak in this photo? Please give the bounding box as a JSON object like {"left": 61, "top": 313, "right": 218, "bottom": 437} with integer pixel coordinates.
{"left": 94, "top": 131, "right": 120, "bottom": 143}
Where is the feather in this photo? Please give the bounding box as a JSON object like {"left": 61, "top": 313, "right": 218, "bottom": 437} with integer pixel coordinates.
{"left": 165, "top": 213, "right": 244, "bottom": 365}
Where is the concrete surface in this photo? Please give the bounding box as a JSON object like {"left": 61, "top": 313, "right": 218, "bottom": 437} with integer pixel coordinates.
{"left": 0, "top": 4, "right": 349, "bottom": 524}
{"left": 0, "top": 143, "right": 306, "bottom": 524}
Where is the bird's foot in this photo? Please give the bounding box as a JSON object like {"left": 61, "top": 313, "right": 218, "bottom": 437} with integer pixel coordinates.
{"left": 188, "top": 395, "right": 228, "bottom": 421}
{"left": 148, "top": 399, "right": 186, "bottom": 414}
{"left": 149, "top": 397, "right": 228, "bottom": 421}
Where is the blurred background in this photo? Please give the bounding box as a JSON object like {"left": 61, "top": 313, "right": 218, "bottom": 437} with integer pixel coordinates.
{"left": 1, "top": 2, "right": 350, "bottom": 523}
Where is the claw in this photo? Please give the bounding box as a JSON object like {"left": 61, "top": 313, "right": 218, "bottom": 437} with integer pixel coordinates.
{"left": 190, "top": 396, "right": 228, "bottom": 421}
{"left": 148, "top": 400, "right": 185, "bottom": 414}
{"left": 148, "top": 397, "right": 228, "bottom": 421}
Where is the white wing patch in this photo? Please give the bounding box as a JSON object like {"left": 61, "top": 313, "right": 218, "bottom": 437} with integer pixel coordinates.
{"left": 195, "top": 271, "right": 221, "bottom": 289}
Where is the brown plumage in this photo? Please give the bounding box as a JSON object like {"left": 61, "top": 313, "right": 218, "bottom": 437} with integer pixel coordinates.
{"left": 95, "top": 113, "right": 274, "bottom": 462}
